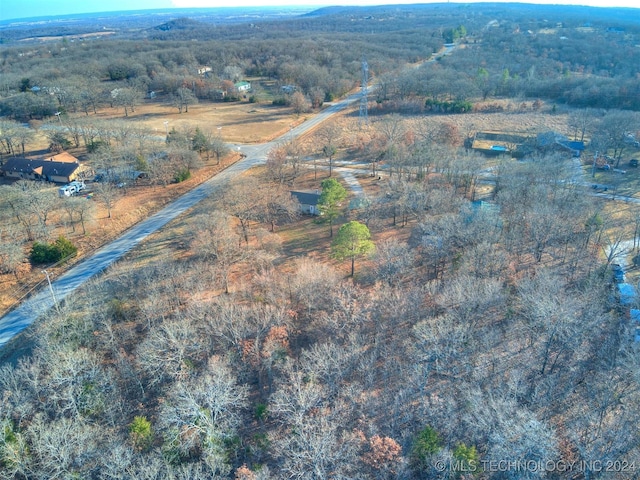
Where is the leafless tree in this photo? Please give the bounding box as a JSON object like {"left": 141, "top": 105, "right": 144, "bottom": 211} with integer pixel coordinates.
{"left": 568, "top": 107, "right": 602, "bottom": 142}
{"left": 93, "top": 181, "right": 121, "bottom": 219}
{"left": 462, "top": 387, "right": 559, "bottom": 479}
{"left": 372, "top": 237, "right": 416, "bottom": 286}
{"left": 288, "top": 258, "right": 340, "bottom": 316}
{"left": 592, "top": 110, "right": 640, "bottom": 167}
{"left": 136, "top": 316, "right": 207, "bottom": 388}
{"left": 517, "top": 272, "right": 590, "bottom": 377}
{"left": 0, "top": 119, "right": 34, "bottom": 155}
{"left": 316, "top": 122, "right": 342, "bottom": 177}
{"left": 265, "top": 145, "right": 290, "bottom": 185}
{"left": 25, "top": 414, "right": 102, "bottom": 479}
{"left": 276, "top": 414, "right": 361, "bottom": 480}
{"left": 0, "top": 225, "right": 25, "bottom": 278}
{"left": 2, "top": 181, "right": 59, "bottom": 241}
{"left": 290, "top": 91, "right": 310, "bottom": 116}
{"left": 110, "top": 86, "right": 142, "bottom": 117}
{"left": 159, "top": 356, "right": 248, "bottom": 475}
{"left": 65, "top": 196, "right": 96, "bottom": 235}
{"left": 191, "top": 211, "right": 249, "bottom": 294}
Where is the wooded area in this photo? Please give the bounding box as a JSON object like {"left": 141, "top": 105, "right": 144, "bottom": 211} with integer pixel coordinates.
{"left": 1, "top": 3, "right": 640, "bottom": 479}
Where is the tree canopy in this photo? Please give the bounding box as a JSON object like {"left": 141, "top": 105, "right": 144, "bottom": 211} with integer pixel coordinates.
{"left": 331, "top": 220, "right": 375, "bottom": 277}
{"left": 318, "top": 178, "right": 347, "bottom": 237}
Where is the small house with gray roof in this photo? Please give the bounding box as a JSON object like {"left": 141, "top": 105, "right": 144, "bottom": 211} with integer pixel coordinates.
{"left": 291, "top": 190, "right": 321, "bottom": 216}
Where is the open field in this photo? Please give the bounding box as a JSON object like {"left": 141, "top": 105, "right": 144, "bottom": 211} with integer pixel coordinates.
{"left": 85, "top": 96, "right": 307, "bottom": 145}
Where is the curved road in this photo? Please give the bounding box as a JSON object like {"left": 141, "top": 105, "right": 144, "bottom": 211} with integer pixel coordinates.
{"left": 0, "top": 90, "right": 368, "bottom": 348}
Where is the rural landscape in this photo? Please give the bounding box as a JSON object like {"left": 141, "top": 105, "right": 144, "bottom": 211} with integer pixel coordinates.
{"left": 1, "top": 2, "right": 640, "bottom": 478}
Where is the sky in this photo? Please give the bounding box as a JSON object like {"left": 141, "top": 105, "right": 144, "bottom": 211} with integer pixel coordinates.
{"left": 1, "top": 0, "right": 639, "bottom": 22}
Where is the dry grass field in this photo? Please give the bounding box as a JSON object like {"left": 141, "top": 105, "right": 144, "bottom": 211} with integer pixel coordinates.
{"left": 90, "top": 97, "right": 306, "bottom": 144}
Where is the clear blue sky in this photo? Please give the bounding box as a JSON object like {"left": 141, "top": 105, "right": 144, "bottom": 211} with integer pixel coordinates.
{"left": 2, "top": 0, "right": 638, "bottom": 21}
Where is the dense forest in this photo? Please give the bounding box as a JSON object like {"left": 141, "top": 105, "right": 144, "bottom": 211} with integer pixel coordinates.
{"left": 1, "top": 2, "right": 640, "bottom": 121}
{"left": 2, "top": 3, "right": 640, "bottom": 479}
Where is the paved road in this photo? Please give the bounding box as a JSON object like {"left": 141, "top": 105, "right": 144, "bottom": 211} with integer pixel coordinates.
{"left": 0, "top": 90, "right": 365, "bottom": 348}
{"left": 0, "top": 44, "right": 459, "bottom": 348}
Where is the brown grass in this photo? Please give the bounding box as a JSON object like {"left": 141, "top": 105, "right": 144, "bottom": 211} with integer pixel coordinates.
{"left": 94, "top": 98, "right": 304, "bottom": 144}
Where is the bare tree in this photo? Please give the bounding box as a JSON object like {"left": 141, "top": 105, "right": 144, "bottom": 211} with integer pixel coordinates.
{"left": 0, "top": 120, "right": 35, "bottom": 155}
{"left": 592, "top": 110, "right": 640, "bottom": 167}
{"left": 169, "top": 87, "right": 198, "bottom": 114}
{"left": 517, "top": 272, "right": 589, "bottom": 377}
{"left": 25, "top": 415, "right": 102, "bottom": 478}
{"left": 136, "top": 316, "right": 207, "bottom": 388}
{"left": 65, "top": 196, "right": 95, "bottom": 235}
{"left": 159, "top": 356, "right": 248, "bottom": 475}
{"left": 265, "top": 145, "right": 289, "bottom": 185}
{"left": 316, "top": 122, "right": 342, "bottom": 177}
{"left": 290, "top": 91, "right": 310, "bottom": 116}
{"left": 191, "top": 211, "right": 248, "bottom": 294}
{"left": 0, "top": 226, "right": 25, "bottom": 278}
{"left": 2, "top": 181, "right": 59, "bottom": 241}
{"left": 373, "top": 237, "right": 416, "bottom": 286}
{"left": 94, "top": 181, "right": 121, "bottom": 219}
{"left": 209, "top": 132, "right": 229, "bottom": 165}
{"left": 110, "top": 87, "right": 142, "bottom": 117}
{"left": 462, "top": 387, "right": 558, "bottom": 479}
{"left": 568, "top": 108, "right": 601, "bottom": 142}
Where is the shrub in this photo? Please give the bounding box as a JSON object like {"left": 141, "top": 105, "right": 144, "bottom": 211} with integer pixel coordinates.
{"left": 129, "top": 416, "right": 153, "bottom": 452}
{"left": 108, "top": 298, "right": 127, "bottom": 321}
{"left": 425, "top": 98, "right": 473, "bottom": 113}
{"left": 254, "top": 403, "right": 268, "bottom": 421}
{"left": 453, "top": 443, "right": 480, "bottom": 477}
{"left": 411, "top": 425, "right": 442, "bottom": 468}
{"left": 30, "top": 236, "right": 77, "bottom": 264}
{"left": 54, "top": 236, "right": 77, "bottom": 259}
{"left": 87, "top": 140, "right": 107, "bottom": 153}
{"left": 174, "top": 168, "right": 191, "bottom": 183}
{"left": 30, "top": 242, "right": 56, "bottom": 264}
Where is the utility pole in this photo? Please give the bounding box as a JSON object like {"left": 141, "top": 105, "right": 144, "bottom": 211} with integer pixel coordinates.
{"left": 42, "top": 269, "right": 59, "bottom": 312}
{"left": 359, "top": 56, "right": 369, "bottom": 127}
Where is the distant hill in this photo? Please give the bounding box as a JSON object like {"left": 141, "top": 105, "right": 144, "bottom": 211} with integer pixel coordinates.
{"left": 152, "top": 17, "right": 208, "bottom": 31}
{"left": 0, "top": 6, "right": 312, "bottom": 42}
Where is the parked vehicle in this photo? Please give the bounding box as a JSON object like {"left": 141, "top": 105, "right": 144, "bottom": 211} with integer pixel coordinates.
{"left": 630, "top": 159, "right": 639, "bottom": 167}
{"left": 58, "top": 180, "right": 86, "bottom": 197}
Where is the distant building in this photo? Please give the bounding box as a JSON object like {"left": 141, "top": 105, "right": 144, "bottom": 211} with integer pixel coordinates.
{"left": 291, "top": 190, "right": 321, "bottom": 215}
{"left": 235, "top": 81, "right": 251, "bottom": 92}
{"left": 536, "top": 131, "right": 585, "bottom": 157}
{"left": 471, "top": 131, "right": 528, "bottom": 156}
